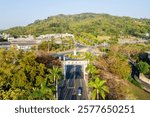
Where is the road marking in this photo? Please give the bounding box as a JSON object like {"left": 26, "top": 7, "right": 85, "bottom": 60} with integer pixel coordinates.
{"left": 80, "top": 79, "right": 82, "bottom": 87}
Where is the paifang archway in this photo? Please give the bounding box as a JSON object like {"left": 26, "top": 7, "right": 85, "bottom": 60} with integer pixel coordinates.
{"left": 62, "top": 60, "right": 89, "bottom": 80}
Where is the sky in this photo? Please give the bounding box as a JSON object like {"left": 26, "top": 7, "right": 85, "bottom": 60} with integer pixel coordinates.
{"left": 0, "top": 0, "right": 150, "bottom": 29}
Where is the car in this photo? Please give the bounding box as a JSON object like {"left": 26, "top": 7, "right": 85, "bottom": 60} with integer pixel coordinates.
{"left": 77, "top": 87, "right": 82, "bottom": 96}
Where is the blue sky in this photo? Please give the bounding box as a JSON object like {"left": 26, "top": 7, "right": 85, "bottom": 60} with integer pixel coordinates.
{"left": 0, "top": 0, "right": 150, "bottom": 29}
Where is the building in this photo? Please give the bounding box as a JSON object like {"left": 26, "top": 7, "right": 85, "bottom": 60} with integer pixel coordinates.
{"left": 0, "top": 34, "right": 2, "bottom": 39}
{"left": 0, "top": 42, "right": 11, "bottom": 49}
{"left": 37, "top": 33, "right": 74, "bottom": 41}
{"left": 11, "top": 39, "right": 41, "bottom": 51}
{"left": 0, "top": 40, "right": 40, "bottom": 51}
{"left": 0, "top": 33, "right": 10, "bottom": 39}
{"left": 0, "top": 33, "right": 75, "bottom": 51}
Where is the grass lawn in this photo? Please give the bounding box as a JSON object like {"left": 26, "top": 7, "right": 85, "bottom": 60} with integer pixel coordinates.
{"left": 126, "top": 81, "right": 150, "bottom": 100}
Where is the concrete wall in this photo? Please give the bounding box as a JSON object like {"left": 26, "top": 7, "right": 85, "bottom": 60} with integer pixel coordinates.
{"left": 140, "top": 74, "right": 150, "bottom": 85}
{"left": 148, "top": 53, "right": 150, "bottom": 60}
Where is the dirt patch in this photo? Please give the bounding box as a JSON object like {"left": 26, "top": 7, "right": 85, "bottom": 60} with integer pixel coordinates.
{"left": 100, "top": 71, "right": 134, "bottom": 99}
{"left": 100, "top": 70, "right": 150, "bottom": 99}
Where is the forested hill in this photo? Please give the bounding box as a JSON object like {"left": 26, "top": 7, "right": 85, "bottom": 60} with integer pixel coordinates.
{"left": 1, "top": 13, "right": 150, "bottom": 38}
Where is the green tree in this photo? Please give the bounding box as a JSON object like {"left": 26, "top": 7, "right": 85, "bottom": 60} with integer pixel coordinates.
{"left": 84, "top": 52, "right": 94, "bottom": 62}
{"left": 89, "top": 76, "right": 109, "bottom": 100}
{"left": 0, "top": 48, "right": 61, "bottom": 100}
{"left": 86, "top": 63, "right": 99, "bottom": 78}
{"left": 50, "top": 66, "right": 62, "bottom": 99}
{"left": 138, "top": 61, "right": 150, "bottom": 74}
{"left": 28, "top": 81, "right": 54, "bottom": 100}
{"left": 107, "top": 50, "right": 131, "bottom": 79}
{"left": 2, "top": 13, "right": 150, "bottom": 39}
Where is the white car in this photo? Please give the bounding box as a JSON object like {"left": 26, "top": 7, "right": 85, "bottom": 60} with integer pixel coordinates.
{"left": 77, "top": 87, "right": 82, "bottom": 96}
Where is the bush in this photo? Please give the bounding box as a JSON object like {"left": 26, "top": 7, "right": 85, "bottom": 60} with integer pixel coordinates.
{"left": 138, "top": 61, "right": 150, "bottom": 75}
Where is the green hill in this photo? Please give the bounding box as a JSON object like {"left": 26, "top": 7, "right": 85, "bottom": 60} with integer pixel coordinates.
{"left": 1, "top": 13, "right": 150, "bottom": 38}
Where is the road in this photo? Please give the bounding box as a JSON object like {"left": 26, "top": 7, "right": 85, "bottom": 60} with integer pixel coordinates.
{"left": 50, "top": 43, "right": 90, "bottom": 58}
{"left": 129, "top": 60, "right": 150, "bottom": 92}
{"left": 51, "top": 43, "right": 92, "bottom": 100}
{"left": 58, "top": 65, "right": 88, "bottom": 100}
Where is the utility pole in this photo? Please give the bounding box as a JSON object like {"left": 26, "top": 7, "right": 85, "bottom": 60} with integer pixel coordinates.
{"left": 73, "top": 64, "right": 76, "bottom": 96}
{"left": 48, "top": 40, "right": 49, "bottom": 53}
{"left": 63, "top": 56, "right": 66, "bottom": 80}
{"left": 74, "top": 65, "right": 76, "bottom": 88}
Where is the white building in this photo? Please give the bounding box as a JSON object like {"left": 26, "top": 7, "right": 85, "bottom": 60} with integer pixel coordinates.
{"left": 11, "top": 39, "right": 40, "bottom": 51}
{"left": 37, "top": 33, "right": 74, "bottom": 41}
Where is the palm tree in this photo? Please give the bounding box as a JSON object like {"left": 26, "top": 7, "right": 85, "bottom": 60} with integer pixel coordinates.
{"left": 29, "top": 81, "right": 54, "bottom": 100}
{"left": 86, "top": 63, "right": 99, "bottom": 78}
{"left": 84, "top": 52, "right": 93, "bottom": 62}
{"left": 50, "top": 66, "right": 62, "bottom": 99}
{"left": 89, "top": 76, "right": 109, "bottom": 100}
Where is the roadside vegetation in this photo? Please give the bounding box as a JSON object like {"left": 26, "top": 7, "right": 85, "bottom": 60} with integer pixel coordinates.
{"left": 95, "top": 44, "right": 150, "bottom": 99}
{"left": 0, "top": 48, "right": 62, "bottom": 100}
{"left": 84, "top": 52, "right": 109, "bottom": 100}
{"left": 38, "top": 37, "right": 75, "bottom": 52}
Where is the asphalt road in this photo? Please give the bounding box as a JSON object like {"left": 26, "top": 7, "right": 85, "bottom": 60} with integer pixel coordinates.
{"left": 129, "top": 61, "right": 150, "bottom": 92}
{"left": 58, "top": 65, "right": 88, "bottom": 100}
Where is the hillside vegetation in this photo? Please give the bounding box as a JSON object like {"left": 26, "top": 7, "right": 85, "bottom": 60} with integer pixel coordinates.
{"left": 96, "top": 44, "right": 150, "bottom": 99}
{"left": 1, "top": 13, "right": 150, "bottom": 38}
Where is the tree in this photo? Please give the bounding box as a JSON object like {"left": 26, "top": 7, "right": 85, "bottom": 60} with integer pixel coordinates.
{"left": 0, "top": 48, "right": 61, "bottom": 100}
{"left": 3, "top": 13, "right": 150, "bottom": 39}
{"left": 86, "top": 63, "right": 99, "bottom": 78}
{"left": 28, "top": 80, "right": 54, "bottom": 100}
{"left": 89, "top": 76, "right": 109, "bottom": 100}
{"left": 138, "top": 61, "right": 150, "bottom": 75}
{"left": 84, "top": 52, "right": 94, "bottom": 62}
{"left": 49, "top": 66, "right": 62, "bottom": 99}
{"left": 107, "top": 50, "right": 131, "bottom": 79}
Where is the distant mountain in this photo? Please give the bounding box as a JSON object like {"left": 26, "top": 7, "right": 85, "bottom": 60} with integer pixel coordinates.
{"left": 1, "top": 13, "right": 150, "bottom": 38}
